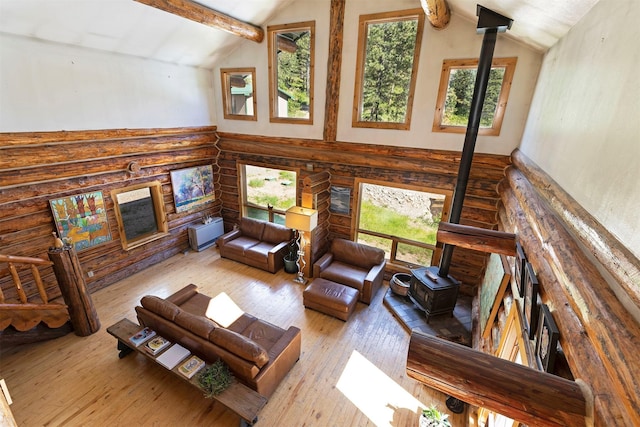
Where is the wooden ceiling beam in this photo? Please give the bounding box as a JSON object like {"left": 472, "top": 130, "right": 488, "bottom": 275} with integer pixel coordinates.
{"left": 134, "top": 0, "right": 264, "bottom": 43}
{"left": 420, "top": 0, "right": 451, "bottom": 29}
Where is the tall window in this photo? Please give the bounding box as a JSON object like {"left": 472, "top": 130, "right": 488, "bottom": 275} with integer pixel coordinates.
{"left": 355, "top": 180, "right": 451, "bottom": 267}
{"left": 267, "top": 21, "right": 315, "bottom": 124}
{"left": 432, "top": 57, "right": 517, "bottom": 136}
{"left": 240, "top": 164, "right": 297, "bottom": 224}
{"left": 352, "top": 9, "right": 425, "bottom": 130}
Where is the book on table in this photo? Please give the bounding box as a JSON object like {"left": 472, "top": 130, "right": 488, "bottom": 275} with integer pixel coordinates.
{"left": 156, "top": 344, "right": 191, "bottom": 370}
{"left": 178, "top": 355, "right": 206, "bottom": 379}
{"left": 144, "top": 336, "right": 171, "bottom": 355}
{"left": 129, "top": 327, "right": 156, "bottom": 346}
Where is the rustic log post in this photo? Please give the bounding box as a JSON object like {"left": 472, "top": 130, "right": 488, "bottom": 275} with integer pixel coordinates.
{"left": 323, "top": 0, "right": 345, "bottom": 142}
{"left": 420, "top": 0, "right": 451, "bottom": 29}
{"left": 48, "top": 246, "right": 100, "bottom": 336}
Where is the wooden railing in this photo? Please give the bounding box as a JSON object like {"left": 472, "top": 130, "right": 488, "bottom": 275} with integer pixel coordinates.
{"left": 0, "top": 254, "right": 53, "bottom": 304}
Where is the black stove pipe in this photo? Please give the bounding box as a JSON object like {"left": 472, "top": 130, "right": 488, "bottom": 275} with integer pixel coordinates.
{"left": 437, "top": 27, "right": 499, "bottom": 278}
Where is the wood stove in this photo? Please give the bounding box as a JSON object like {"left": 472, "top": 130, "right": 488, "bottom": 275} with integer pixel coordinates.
{"left": 409, "top": 266, "right": 460, "bottom": 322}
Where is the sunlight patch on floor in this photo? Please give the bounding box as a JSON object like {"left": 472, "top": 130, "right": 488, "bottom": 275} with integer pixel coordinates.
{"left": 337, "top": 350, "right": 424, "bottom": 426}
{"left": 206, "top": 292, "right": 244, "bottom": 327}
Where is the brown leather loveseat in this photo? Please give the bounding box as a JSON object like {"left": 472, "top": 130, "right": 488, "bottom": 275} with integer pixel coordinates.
{"left": 135, "top": 284, "right": 301, "bottom": 397}
{"left": 217, "top": 217, "right": 294, "bottom": 273}
{"left": 313, "top": 238, "right": 386, "bottom": 304}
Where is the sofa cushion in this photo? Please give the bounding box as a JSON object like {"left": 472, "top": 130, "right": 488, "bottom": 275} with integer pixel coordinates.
{"left": 319, "top": 261, "right": 368, "bottom": 292}
{"left": 331, "top": 238, "right": 385, "bottom": 270}
{"left": 141, "top": 295, "right": 181, "bottom": 321}
{"left": 261, "top": 222, "right": 293, "bottom": 244}
{"left": 210, "top": 328, "right": 269, "bottom": 368}
{"left": 239, "top": 217, "right": 265, "bottom": 240}
{"left": 174, "top": 310, "right": 219, "bottom": 339}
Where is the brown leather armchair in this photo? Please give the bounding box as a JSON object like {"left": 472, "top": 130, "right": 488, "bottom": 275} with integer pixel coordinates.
{"left": 312, "top": 238, "right": 386, "bottom": 304}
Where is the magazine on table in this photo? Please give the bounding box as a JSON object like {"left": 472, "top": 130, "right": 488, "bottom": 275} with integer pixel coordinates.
{"left": 178, "top": 355, "right": 206, "bottom": 379}
{"left": 144, "top": 336, "right": 171, "bottom": 355}
{"left": 156, "top": 344, "right": 191, "bottom": 370}
{"left": 129, "top": 327, "right": 156, "bottom": 346}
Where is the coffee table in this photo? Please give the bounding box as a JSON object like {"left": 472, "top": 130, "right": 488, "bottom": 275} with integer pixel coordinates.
{"left": 107, "top": 318, "right": 267, "bottom": 426}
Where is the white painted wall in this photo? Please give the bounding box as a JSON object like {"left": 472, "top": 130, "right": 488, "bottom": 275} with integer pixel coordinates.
{"left": 519, "top": 0, "right": 640, "bottom": 259}
{"left": 215, "top": 0, "right": 542, "bottom": 155}
{"left": 0, "top": 34, "right": 216, "bottom": 132}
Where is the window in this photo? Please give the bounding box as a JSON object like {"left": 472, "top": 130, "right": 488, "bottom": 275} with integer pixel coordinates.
{"left": 220, "top": 68, "right": 257, "bottom": 121}
{"left": 240, "top": 164, "right": 297, "bottom": 224}
{"left": 352, "top": 9, "right": 425, "bottom": 130}
{"left": 432, "top": 57, "right": 517, "bottom": 136}
{"left": 354, "top": 180, "right": 451, "bottom": 267}
{"left": 267, "top": 21, "right": 315, "bottom": 124}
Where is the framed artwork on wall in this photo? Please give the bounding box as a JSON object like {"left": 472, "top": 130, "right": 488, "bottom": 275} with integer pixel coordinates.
{"left": 330, "top": 186, "right": 351, "bottom": 215}
{"left": 170, "top": 165, "right": 215, "bottom": 213}
{"left": 479, "top": 253, "right": 512, "bottom": 339}
{"left": 535, "top": 304, "right": 560, "bottom": 372}
{"left": 514, "top": 242, "right": 526, "bottom": 298}
{"left": 111, "top": 181, "right": 168, "bottom": 251}
{"left": 523, "top": 261, "right": 540, "bottom": 340}
{"left": 49, "top": 191, "right": 111, "bottom": 252}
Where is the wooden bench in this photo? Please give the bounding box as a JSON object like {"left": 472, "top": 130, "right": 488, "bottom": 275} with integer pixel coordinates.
{"left": 107, "top": 318, "right": 267, "bottom": 426}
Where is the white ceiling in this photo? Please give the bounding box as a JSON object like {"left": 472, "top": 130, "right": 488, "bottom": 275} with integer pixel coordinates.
{"left": 0, "top": 0, "right": 599, "bottom": 69}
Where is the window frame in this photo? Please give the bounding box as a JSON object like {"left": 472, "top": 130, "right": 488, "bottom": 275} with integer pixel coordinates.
{"left": 432, "top": 57, "right": 517, "bottom": 136}
{"left": 352, "top": 178, "right": 452, "bottom": 269}
{"left": 267, "top": 21, "right": 315, "bottom": 125}
{"left": 352, "top": 9, "right": 425, "bottom": 130}
{"left": 220, "top": 67, "right": 257, "bottom": 121}
{"left": 238, "top": 163, "right": 298, "bottom": 224}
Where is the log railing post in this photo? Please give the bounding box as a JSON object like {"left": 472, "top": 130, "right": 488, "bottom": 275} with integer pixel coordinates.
{"left": 48, "top": 246, "right": 100, "bottom": 336}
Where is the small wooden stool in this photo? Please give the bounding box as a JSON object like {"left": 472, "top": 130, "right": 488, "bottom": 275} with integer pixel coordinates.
{"left": 303, "top": 278, "right": 359, "bottom": 321}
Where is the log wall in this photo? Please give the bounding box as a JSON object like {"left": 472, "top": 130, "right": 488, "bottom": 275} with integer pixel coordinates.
{"left": 497, "top": 148, "right": 640, "bottom": 425}
{"left": 0, "top": 127, "right": 220, "bottom": 303}
{"left": 217, "top": 132, "right": 510, "bottom": 293}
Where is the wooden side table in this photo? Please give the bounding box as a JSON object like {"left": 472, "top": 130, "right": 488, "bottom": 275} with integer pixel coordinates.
{"left": 107, "top": 318, "right": 267, "bottom": 426}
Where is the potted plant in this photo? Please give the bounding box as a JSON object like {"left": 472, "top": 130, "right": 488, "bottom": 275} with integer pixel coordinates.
{"left": 283, "top": 238, "right": 299, "bottom": 274}
{"left": 197, "top": 359, "right": 233, "bottom": 398}
{"left": 419, "top": 406, "right": 451, "bottom": 427}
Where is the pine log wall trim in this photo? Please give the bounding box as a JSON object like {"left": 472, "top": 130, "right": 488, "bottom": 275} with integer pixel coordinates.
{"left": 217, "top": 132, "right": 510, "bottom": 294}
{"left": 498, "top": 148, "right": 640, "bottom": 425}
{"left": 0, "top": 127, "right": 221, "bottom": 303}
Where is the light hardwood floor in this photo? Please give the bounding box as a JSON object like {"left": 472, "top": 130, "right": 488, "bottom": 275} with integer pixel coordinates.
{"left": 0, "top": 248, "right": 466, "bottom": 426}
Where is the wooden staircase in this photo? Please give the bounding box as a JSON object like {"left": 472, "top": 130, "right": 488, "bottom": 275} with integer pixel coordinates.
{"left": 0, "top": 255, "right": 71, "bottom": 345}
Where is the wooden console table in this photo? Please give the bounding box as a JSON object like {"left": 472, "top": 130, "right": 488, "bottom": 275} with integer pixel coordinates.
{"left": 107, "top": 318, "right": 267, "bottom": 426}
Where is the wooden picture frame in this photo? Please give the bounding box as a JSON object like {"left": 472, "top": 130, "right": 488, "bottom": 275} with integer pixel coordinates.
{"left": 170, "top": 165, "right": 215, "bottom": 213}
{"left": 329, "top": 186, "right": 351, "bottom": 215}
{"left": 480, "top": 253, "right": 512, "bottom": 338}
{"left": 220, "top": 67, "right": 257, "bottom": 121}
{"left": 111, "top": 181, "right": 168, "bottom": 251}
{"left": 49, "top": 191, "right": 111, "bottom": 252}
{"left": 523, "top": 261, "right": 540, "bottom": 340}
{"left": 534, "top": 304, "right": 560, "bottom": 372}
{"left": 514, "top": 242, "right": 526, "bottom": 298}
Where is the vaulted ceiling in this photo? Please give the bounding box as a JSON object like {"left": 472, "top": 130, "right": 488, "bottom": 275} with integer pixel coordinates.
{"left": 0, "top": 0, "right": 599, "bottom": 69}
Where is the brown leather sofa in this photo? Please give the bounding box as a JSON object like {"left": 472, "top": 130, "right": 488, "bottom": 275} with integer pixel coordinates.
{"left": 135, "top": 284, "right": 301, "bottom": 398}
{"left": 312, "top": 238, "right": 386, "bottom": 304}
{"left": 217, "top": 217, "right": 294, "bottom": 273}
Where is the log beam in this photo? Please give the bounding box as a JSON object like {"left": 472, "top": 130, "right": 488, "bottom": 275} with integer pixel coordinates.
{"left": 436, "top": 222, "right": 515, "bottom": 256}
{"left": 407, "top": 331, "right": 589, "bottom": 427}
{"left": 134, "top": 0, "right": 264, "bottom": 43}
{"left": 420, "top": 0, "right": 451, "bottom": 29}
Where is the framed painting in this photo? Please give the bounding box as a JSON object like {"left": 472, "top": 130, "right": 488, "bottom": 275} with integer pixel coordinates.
{"left": 535, "top": 304, "right": 560, "bottom": 372}
{"left": 111, "top": 181, "right": 168, "bottom": 251}
{"left": 480, "top": 253, "right": 512, "bottom": 338}
{"left": 49, "top": 191, "right": 112, "bottom": 252}
{"left": 514, "top": 242, "right": 526, "bottom": 298}
{"left": 330, "top": 186, "right": 351, "bottom": 215}
{"left": 523, "top": 261, "right": 540, "bottom": 340}
{"left": 170, "top": 165, "right": 215, "bottom": 213}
